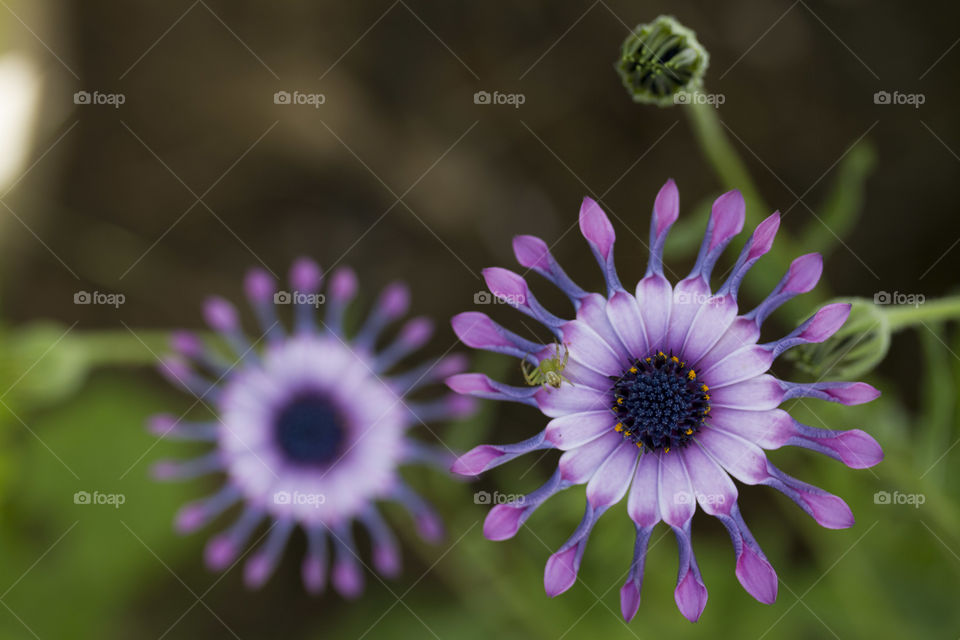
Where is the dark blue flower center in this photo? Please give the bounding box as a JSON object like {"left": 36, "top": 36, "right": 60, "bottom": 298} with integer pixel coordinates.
{"left": 273, "top": 393, "right": 345, "bottom": 466}
{"left": 610, "top": 351, "right": 710, "bottom": 452}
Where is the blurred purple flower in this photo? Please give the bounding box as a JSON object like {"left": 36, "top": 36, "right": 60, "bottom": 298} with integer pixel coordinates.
{"left": 449, "top": 180, "right": 882, "bottom": 622}
{"left": 151, "top": 258, "right": 473, "bottom": 596}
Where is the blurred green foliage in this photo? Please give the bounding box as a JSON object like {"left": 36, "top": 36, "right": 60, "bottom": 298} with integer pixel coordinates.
{"left": 0, "top": 348, "right": 955, "bottom": 638}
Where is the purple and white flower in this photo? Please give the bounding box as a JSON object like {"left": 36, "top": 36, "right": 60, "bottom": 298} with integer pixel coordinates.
{"left": 448, "top": 180, "right": 882, "bottom": 622}
{"left": 151, "top": 258, "right": 473, "bottom": 596}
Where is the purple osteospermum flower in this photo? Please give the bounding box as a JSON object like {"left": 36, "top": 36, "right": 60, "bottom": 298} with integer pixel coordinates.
{"left": 448, "top": 180, "right": 882, "bottom": 622}
{"left": 150, "top": 258, "right": 473, "bottom": 596}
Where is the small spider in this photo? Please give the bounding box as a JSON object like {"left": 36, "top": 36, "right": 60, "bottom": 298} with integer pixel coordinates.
{"left": 521, "top": 342, "right": 572, "bottom": 390}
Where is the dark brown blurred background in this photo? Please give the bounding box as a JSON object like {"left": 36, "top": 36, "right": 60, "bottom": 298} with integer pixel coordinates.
{"left": 6, "top": 0, "right": 958, "bottom": 336}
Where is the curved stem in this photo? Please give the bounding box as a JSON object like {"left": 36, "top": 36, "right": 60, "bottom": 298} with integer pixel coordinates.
{"left": 684, "top": 100, "right": 770, "bottom": 227}
{"left": 884, "top": 296, "right": 960, "bottom": 333}
{"left": 683, "top": 100, "right": 826, "bottom": 307}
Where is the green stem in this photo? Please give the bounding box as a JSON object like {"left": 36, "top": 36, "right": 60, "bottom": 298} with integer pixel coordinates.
{"left": 884, "top": 296, "right": 960, "bottom": 333}
{"left": 684, "top": 101, "right": 770, "bottom": 227}
{"left": 683, "top": 100, "right": 827, "bottom": 308}
{"left": 72, "top": 330, "right": 172, "bottom": 367}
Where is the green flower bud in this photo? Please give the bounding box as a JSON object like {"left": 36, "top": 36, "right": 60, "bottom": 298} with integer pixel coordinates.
{"left": 0, "top": 324, "right": 91, "bottom": 410}
{"left": 615, "top": 15, "right": 710, "bottom": 107}
{"left": 784, "top": 298, "right": 890, "bottom": 380}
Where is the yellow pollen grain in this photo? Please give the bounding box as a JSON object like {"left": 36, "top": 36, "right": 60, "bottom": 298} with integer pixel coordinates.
{"left": 686, "top": 428, "right": 693, "bottom": 435}
{"left": 671, "top": 356, "right": 679, "bottom": 363}
{"left": 665, "top": 447, "right": 670, "bottom": 453}
{"left": 617, "top": 397, "right": 624, "bottom": 405}
{"left": 636, "top": 442, "right": 643, "bottom": 448}
{"left": 687, "top": 370, "right": 696, "bottom": 380}
{"left": 615, "top": 423, "right": 623, "bottom": 432}
{"left": 629, "top": 367, "right": 638, "bottom": 373}
{"left": 701, "top": 384, "right": 709, "bottom": 391}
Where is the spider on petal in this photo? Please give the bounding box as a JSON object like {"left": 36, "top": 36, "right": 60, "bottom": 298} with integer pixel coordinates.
{"left": 521, "top": 342, "right": 572, "bottom": 391}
